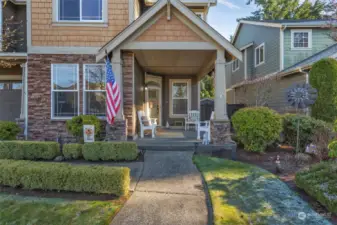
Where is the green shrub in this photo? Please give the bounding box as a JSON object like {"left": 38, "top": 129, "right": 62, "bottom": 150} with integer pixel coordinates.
{"left": 309, "top": 58, "right": 337, "bottom": 123}
{"left": 63, "top": 143, "right": 83, "bottom": 159}
{"left": 0, "top": 121, "right": 21, "bottom": 140}
{"left": 66, "top": 115, "right": 101, "bottom": 140}
{"left": 296, "top": 162, "right": 337, "bottom": 214}
{"left": 282, "top": 114, "right": 332, "bottom": 151}
{"left": 83, "top": 142, "right": 138, "bottom": 161}
{"left": 231, "top": 107, "right": 282, "bottom": 153}
{"left": 328, "top": 140, "right": 337, "bottom": 158}
{"left": 0, "top": 159, "right": 130, "bottom": 196}
{"left": 0, "top": 141, "right": 60, "bottom": 160}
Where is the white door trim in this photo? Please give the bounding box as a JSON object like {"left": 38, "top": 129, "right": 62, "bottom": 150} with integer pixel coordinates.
{"left": 145, "top": 74, "right": 162, "bottom": 126}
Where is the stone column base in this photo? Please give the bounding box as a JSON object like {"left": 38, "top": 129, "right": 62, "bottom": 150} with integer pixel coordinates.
{"left": 210, "top": 120, "right": 232, "bottom": 144}
{"left": 105, "top": 119, "right": 128, "bottom": 141}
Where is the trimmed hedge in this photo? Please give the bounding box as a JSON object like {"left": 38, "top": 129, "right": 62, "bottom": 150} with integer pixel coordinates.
{"left": 296, "top": 162, "right": 337, "bottom": 214}
{"left": 0, "top": 141, "right": 60, "bottom": 160}
{"left": 0, "top": 121, "right": 21, "bottom": 140}
{"left": 83, "top": 142, "right": 138, "bottom": 161}
{"left": 282, "top": 114, "right": 332, "bottom": 151}
{"left": 231, "top": 107, "right": 282, "bottom": 153}
{"left": 0, "top": 159, "right": 130, "bottom": 196}
{"left": 63, "top": 143, "right": 83, "bottom": 159}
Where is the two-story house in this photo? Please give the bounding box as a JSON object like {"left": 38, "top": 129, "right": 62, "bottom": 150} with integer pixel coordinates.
{"left": 1, "top": 0, "right": 243, "bottom": 141}
{"left": 226, "top": 19, "right": 337, "bottom": 112}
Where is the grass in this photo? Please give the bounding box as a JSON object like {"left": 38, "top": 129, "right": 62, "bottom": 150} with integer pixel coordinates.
{"left": 193, "top": 156, "right": 330, "bottom": 225}
{"left": 296, "top": 161, "right": 337, "bottom": 215}
{"left": 0, "top": 193, "right": 126, "bottom": 225}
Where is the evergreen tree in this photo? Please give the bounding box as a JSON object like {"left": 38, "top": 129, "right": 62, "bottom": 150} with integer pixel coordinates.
{"left": 200, "top": 75, "right": 215, "bottom": 99}
{"left": 242, "top": 0, "right": 327, "bottom": 20}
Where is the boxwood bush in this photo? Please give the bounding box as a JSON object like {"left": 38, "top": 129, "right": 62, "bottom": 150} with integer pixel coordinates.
{"left": 66, "top": 115, "right": 101, "bottom": 141}
{"left": 0, "top": 159, "right": 130, "bottom": 196}
{"left": 296, "top": 162, "right": 337, "bottom": 214}
{"left": 83, "top": 142, "right": 138, "bottom": 161}
{"left": 282, "top": 114, "right": 332, "bottom": 151}
{"left": 63, "top": 143, "right": 83, "bottom": 159}
{"left": 0, "top": 141, "right": 60, "bottom": 160}
{"left": 0, "top": 121, "right": 21, "bottom": 140}
{"left": 231, "top": 107, "right": 282, "bottom": 153}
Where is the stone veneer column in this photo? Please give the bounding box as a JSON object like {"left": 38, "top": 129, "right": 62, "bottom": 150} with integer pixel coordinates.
{"left": 27, "top": 54, "right": 127, "bottom": 141}
{"left": 211, "top": 49, "right": 231, "bottom": 144}
{"left": 122, "top": 51, "right": 135, "bottom": 138}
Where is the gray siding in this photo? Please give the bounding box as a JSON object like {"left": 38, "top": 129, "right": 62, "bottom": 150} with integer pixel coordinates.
{"left": 234, "top": 24, "right": 280, "bottom": 79}
{"left": 0, "top": 90, "right": 21, "bottom": 121}
{"left": 234, "top": 73, "right": 306, "bottom": 113}
{"left": 283, "top": 28, "right": 336, "bottom": 69}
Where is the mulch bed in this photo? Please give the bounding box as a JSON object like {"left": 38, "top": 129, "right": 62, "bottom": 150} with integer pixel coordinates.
{"left": 212, "top": 145, "right": 337, "bottom": 224}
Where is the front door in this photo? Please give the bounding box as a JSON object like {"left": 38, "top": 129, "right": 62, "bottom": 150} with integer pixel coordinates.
{"left": 145, "top": 75, "right": 162, "bottom": 126}
{"left": 148, "top": 89, "right": 160, "bottom": 125}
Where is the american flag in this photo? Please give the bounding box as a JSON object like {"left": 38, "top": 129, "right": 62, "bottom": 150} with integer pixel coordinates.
{"left": 106, "top": 56, "right": 121, "bottom": 124}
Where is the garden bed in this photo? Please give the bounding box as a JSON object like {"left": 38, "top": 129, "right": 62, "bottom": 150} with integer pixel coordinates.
{"left": 194, "top": 156, "right": 331, "bottom": 225}
{"left": 203, "top": 145, "right": 337, "bottom": 224}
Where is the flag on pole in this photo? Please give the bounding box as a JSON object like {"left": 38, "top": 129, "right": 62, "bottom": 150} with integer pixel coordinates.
{"left": 106, "top": 56, "right": 121, "bottom": 124}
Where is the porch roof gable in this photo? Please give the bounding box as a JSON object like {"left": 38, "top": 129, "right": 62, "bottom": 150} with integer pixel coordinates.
{"left": 96, "top": 0, "right": 242, "bottom": 62}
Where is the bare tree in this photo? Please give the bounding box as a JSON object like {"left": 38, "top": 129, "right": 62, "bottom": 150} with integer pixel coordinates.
{"left": 0, "top": 0, "right": 24, "bottom": 67}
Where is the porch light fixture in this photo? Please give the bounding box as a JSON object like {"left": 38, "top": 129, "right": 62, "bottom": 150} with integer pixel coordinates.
{"left": 145, "top": 85, "right": 148, "bottom": 91}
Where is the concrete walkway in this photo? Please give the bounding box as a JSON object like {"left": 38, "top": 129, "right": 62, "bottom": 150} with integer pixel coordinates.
{"left": 110, "top": 151, "right": 209, "bottom": 225}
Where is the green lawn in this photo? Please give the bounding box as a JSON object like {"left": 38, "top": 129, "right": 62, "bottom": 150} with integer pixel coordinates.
{"left": 194, "top": 156, "right": 331, "bottom": 225}
{"left": 0, "top": 193, "right": 125, "bottom": 225}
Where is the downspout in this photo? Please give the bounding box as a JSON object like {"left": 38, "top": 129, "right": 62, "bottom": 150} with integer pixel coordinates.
{"left": 24, "top": 61, "right": 28, "bottom": 140}
{"left": 280, "top": 25, "right": 287, "bottom": 71}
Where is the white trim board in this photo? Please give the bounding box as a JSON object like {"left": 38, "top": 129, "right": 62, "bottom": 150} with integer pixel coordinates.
{"left": 29, "top": 46, "right": 99, "bottom": 55}
{"left": 123, "top": 42, "right": 217, "bottom": 50}
{"left": 96, "top": 0, "right": 242, "bottom": 62}
{"left": 290, "top": 29, "right": 312, "bottom": 50}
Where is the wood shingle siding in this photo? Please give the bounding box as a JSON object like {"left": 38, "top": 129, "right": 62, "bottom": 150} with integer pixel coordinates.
{"left": 31, "top": 0, "right": 129, "bottom": 47}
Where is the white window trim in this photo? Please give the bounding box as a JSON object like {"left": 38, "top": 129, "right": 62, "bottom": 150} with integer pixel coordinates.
{"left": 232, "top": 59, "right": 239, "bottom": 72}
{"left": 83, "top": 64, "right": 106, "bottom": 119}
{"left": 291, "top": 29, "right": 312, "bottom": 50}
{"left": 51, "top": 64, "right": 80, "bottom": 120}
{"left": 52, "top": 0, "right": 108, "bottom": 25}
{"left": 255, "top": 43, "right": 265, "bottom": 67}
{"left": 169, "top": 79, "right": 191, "bottom": 118}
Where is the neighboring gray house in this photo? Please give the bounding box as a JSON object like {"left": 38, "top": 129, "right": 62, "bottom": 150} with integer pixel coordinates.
{"left": 226, "top": 19, "right": 336, "bottom": 113}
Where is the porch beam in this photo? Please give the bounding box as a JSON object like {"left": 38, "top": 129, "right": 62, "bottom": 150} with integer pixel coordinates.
{"left": 196, "top": 52, "right": 216, "bottom": 80}
{"left": 214, "top": 49, "right": 228, "bottom": 120}
{"left": 122, "top": 42, "right": 217, "bottom": 50}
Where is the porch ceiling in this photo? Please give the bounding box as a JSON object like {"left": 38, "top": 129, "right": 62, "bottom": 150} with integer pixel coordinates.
{"left": 133, "top": 50, "right": 216, "bottom": 76}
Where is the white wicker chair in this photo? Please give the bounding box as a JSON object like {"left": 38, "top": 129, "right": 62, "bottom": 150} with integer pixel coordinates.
{"left": 197, "top": 111, "right": 214, "bottom": 141}
{"left": 184, "top": 110, "right": 200, "bottom": 131}
{"left": 137, "top": 111, "right": 157, "bottom": 138}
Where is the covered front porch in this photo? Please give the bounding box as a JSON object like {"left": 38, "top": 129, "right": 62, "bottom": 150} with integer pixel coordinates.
{"left": 97, "top": 0, "right": 242, "bottom": 143}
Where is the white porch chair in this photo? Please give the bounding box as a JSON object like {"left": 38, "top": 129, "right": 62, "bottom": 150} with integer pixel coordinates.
{"left": 197, "top": 111, "right": 214, "bottom": 141}
{"left": 184, "top": 110, "right": 200, "bottom": 131}
{"left": 137, "top": 111, "right": 157, "bottom": 138}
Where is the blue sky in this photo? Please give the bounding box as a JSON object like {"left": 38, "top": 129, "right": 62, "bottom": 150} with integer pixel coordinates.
{"left": 208, "top": 0, "right": 257, "bottom": 39}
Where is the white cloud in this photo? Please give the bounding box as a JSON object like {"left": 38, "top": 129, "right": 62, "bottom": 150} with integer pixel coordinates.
{"left": 218, "top": 0, "right": 241, "bottom": 9}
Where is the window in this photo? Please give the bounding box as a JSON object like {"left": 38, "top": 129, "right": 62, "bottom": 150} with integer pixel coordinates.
{"left": 51, "top": 64, "right": 79, "bottom": 118}
{"left": 170, "top": 80, "right": 190, "bottom": 116}
{"left": 83, "top": 64, "right": 106, "bottom": 117}
{"left": 58, "top": 0, "right": 103, "bottom": 21}
{"left": 232, "top": 59, "right": 239, "bottom": 72}
{"left": 255, "top": 43, "right": 265, "bottom": 67}
{"left": 0, "top": 81, "right": 22, "bottom": 90}
{"left": 12, "top": 82, "right": 22, "bottom": 90}
{"left": 291, "top": 29, "right": 312, "bottom": 49}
